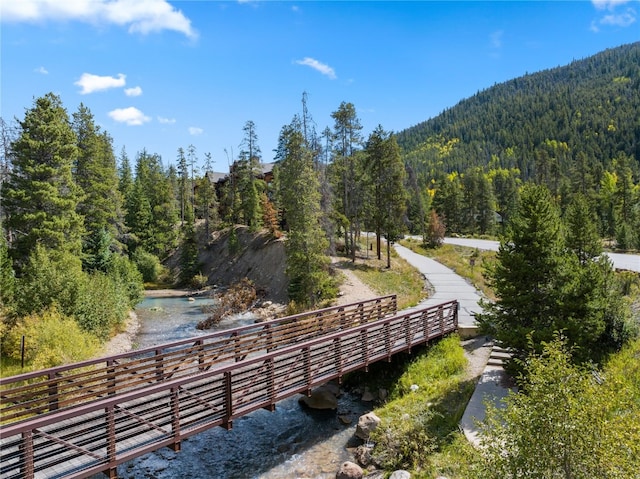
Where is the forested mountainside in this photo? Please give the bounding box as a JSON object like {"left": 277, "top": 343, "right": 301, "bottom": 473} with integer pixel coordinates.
{"left": 396, "top": 42, "right": 640, "bottom": 181}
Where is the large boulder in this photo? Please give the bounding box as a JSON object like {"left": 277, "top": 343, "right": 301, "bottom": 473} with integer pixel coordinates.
{"left": 336, "top": 461, "right": 363, "bottom": 479}
{"left": 355, "top": 412, "right": 381, "bottom": 440}
{"left": 298, "top": 384, "right": 339, "bottom": 410}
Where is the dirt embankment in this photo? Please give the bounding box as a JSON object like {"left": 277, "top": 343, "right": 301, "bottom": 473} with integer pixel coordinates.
{"left": 165, "top": 225, "right": 289, "bottom": 304}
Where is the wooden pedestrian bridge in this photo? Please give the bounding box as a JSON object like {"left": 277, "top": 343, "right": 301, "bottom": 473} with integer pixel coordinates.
{"left": 0, "top": 295, "right": 458, "bottom": 479}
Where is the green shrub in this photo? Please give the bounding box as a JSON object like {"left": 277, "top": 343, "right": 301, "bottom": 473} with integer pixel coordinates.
{"left": 4, "top": 306, "right": 100, "bottom": 371}
{"left": 74, "top": 272, "right": 129, "bottom": 340}
{"left": 480, "top": 337, "right": 640, "bottom": 478}
{"left": 15, "top": 246, "right": 84, "bottom": 317}
{"left": 190, "top": 273, "right": 208, "bottom": 289}
{"left": 132, "top": 249, "right": 162, "bottom": 283}
{"left": 107, "top": 254, "right": 144, "bottom": 306}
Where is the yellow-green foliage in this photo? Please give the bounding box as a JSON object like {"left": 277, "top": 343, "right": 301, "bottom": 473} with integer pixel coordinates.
{"left": 370, "top": 335, "right": 470, "bottom": 472}
{"left": 479, "top": 337, "right": 640, "bottom": 478}
{"left": 4, "top": 306, "right": 100, "bottom": 372}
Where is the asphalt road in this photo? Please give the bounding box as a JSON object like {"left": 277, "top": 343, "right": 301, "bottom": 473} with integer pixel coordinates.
{"left": 442, "top": 237, "right": 640, "bottom": 273}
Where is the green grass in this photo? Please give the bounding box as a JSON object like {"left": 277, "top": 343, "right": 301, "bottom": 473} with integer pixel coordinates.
{"left": 1, "top": 356, "right": 26, "bottom": 379}
{"left": 336, "top": 244, "right": 427, "bottom": 310}
{"left": 355, "top": 335, "right": 481, "bottom": 476}
{"left": 400, "top": 238, "right": 497, "bottom": 300}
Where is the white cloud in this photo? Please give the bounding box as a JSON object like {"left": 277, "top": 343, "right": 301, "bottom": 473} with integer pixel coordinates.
{"left": 158, "top": 116, "right": 176, "bottom": 124}
{"left": 591, "top": 0, "right": 637, "bottom": 31}
{"left": 0, "top": 0, "right": 197, "bottom": 39}
{"left": 490, "top": 30, "right": 503, "bottom": 49}
{"left": 295, "top": 57, "right": 337, "bottom": 79}
{"left": 75, "top": 73, "right": 126, "bottom": 94}
{"left": 189, "top": 126, "right": 203, "bottom": 135}
{"left": 592, "top": 0, "right": 633, "bottom": 10}
{"left": 124, "top": 86, "right": 143, "bottom": 97}
{"left": 600, "top": 9, "right": 637, "bottom": 26}
{"left": 34, "top": 66, "right": 48, "bottom": 74}
{"left": 108, "top": 107, "right": 151, "bottom": 126}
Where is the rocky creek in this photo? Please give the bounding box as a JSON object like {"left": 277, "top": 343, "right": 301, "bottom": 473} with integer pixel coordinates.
{"left": 109, "top": 295, "right": 371, "bottom": 479}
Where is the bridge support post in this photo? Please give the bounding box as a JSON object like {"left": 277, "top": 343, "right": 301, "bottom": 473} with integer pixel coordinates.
{"left": 170, "top": 387, "right": 181, "bottom": 452}
{"left": 303, "top": 347, "right": 312, "bottom": 395}
{"left": 47, "top": 371, "right": 59, "bottom": 412}
{"left": 223, "top": 372, "right": 233, "bottom": 430}
{"left": 20, "top": 431, "right": 34, "bottom": 479}
{"left": 105, "top": 405, "right": 117, "bottom": 478}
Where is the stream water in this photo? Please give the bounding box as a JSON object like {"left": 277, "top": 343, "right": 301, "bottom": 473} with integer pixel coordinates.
{"left": 114, "top": 295, "right": 370, "bottom": 479}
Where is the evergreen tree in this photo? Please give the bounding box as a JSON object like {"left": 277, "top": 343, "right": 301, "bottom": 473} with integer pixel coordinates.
{"left": 565, "top": 193, "right": 602, "bottom": 265}
{"left": 488, "top": 167, "right": 519, "bottom": 231}
{"left": 478, "top": 184, "right": 567, "bottom": 361}
{"left": 276, "top": 117, "right": 335, "bottom": 307}
{"left": 364, "top": 125, "right": 407, "bottom": 266}
{"left": 479, "top": 183, "right": 631, "bottom": 366}
{"left": 0, "top": 117, "right": 17, "bottom": 227}
{"left": 176, "top": 147, "right": 193, "bottom": 225}
{"left": 237, "top": 121, "right": 262, "bottom": 229}
{"left": 197, "top": 152, "right": 219, "bottom": 238}
{"left": 126, "top": 150, "right": 178, "bottom": 256}
{"left": 118, "top": 147, "right": 133, "bottom": 203}
{"left": 2, "top": 93, "right": 84, "bottom": 261}
{"left": 433, "top": 173, "right": 464, "bottom": 234}
{"left": 72, "top": 104, "right": 122, "bottom": 236}
{"left": 330, "top": 102, "right": 363, "bottom": 261}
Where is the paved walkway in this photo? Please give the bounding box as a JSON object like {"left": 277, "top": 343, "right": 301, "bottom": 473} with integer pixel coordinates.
{"left": 394, "top": 244, "right": 482, "bottom": 331}
{"left": 394, "top": 243, "right": 513, "bottom": 447}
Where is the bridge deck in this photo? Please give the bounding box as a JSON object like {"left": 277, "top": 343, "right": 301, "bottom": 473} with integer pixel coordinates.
{"left": 0, "top": 298, "right": 457, "bottom": 479}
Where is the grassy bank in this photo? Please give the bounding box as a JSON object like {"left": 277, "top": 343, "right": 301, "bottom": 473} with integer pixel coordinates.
{"left": 347, "top": 335, "right": 481, "bottom": 477}
{"left": 336, "top": 244, "right": 427, "bottom": 310}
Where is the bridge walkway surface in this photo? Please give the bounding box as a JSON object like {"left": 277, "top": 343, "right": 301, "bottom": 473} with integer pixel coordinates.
{"left": 0, "top": 295, "right": 458, "bottom": 479}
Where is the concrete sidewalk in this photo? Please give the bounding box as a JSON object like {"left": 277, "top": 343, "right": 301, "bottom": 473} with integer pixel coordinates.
{"left": 394, "top": 244, "right": 482, "bottom": 334}
{"left": 394, "top": 243, "right": 514, "bottom": 447}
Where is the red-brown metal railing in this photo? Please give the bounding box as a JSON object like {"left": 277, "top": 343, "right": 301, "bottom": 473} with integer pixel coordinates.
{"left": 0, "top": 299, "right": 457, "bottom": 479}
{"left": 0, "top": 296, "right": 396, "bottom": 425}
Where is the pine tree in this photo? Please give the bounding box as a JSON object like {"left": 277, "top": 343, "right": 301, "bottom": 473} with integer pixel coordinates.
{"left": 364, "top": 125, "right": 407, "bottom": 266}
{"left": 237, "top": 121, "right": 262, "bottom": 229}
{"left": 479, "top": 183, "right": 631, "bottom": 366}
{"left": 72, "top": 104, "right": 122, "bottom": 235}
{"left": 126, "top": 150, "right": 178, "bottom": 256}
{"left": 330, "top": 102, "right": 363, "bottom": 261}
{"left": 565, "top": 193, "right": 602, "bottom": 265}
{"left": 478, "top": 184, "right": 566, "bottom": 361}
{"left": 276, "top": 117, "right": 334, "bottom": 306}
{"left": 2, "top": 93, "right": 84, "bottom": 261}
{"left": 197, "top": 152, "right": 219, "bottom": 238}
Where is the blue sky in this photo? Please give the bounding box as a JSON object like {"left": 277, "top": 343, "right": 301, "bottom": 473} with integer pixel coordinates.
{"left": 1, "top": 1, "right": 638, "bottom": 173}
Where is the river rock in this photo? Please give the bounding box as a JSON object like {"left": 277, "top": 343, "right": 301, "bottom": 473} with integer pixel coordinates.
{"left": 298, "top": 385, "right": 338, "bottom": 410}
{"left": 355, "top": 412, "right": 380, "bottom": 440}
{"left": 389, "top": 471, "right": 411, "bottom": 479}
{"left": 336, "top": 461, "right": 363, "bottom": 479}
{"left": 353, "top": 444, "right": 374, "bottom": 467}
{"left": 361, "top": 388, "right": 375, "bottom": 402}
{"left": 338, "top": 414, "right": 353, "bottom": 425}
